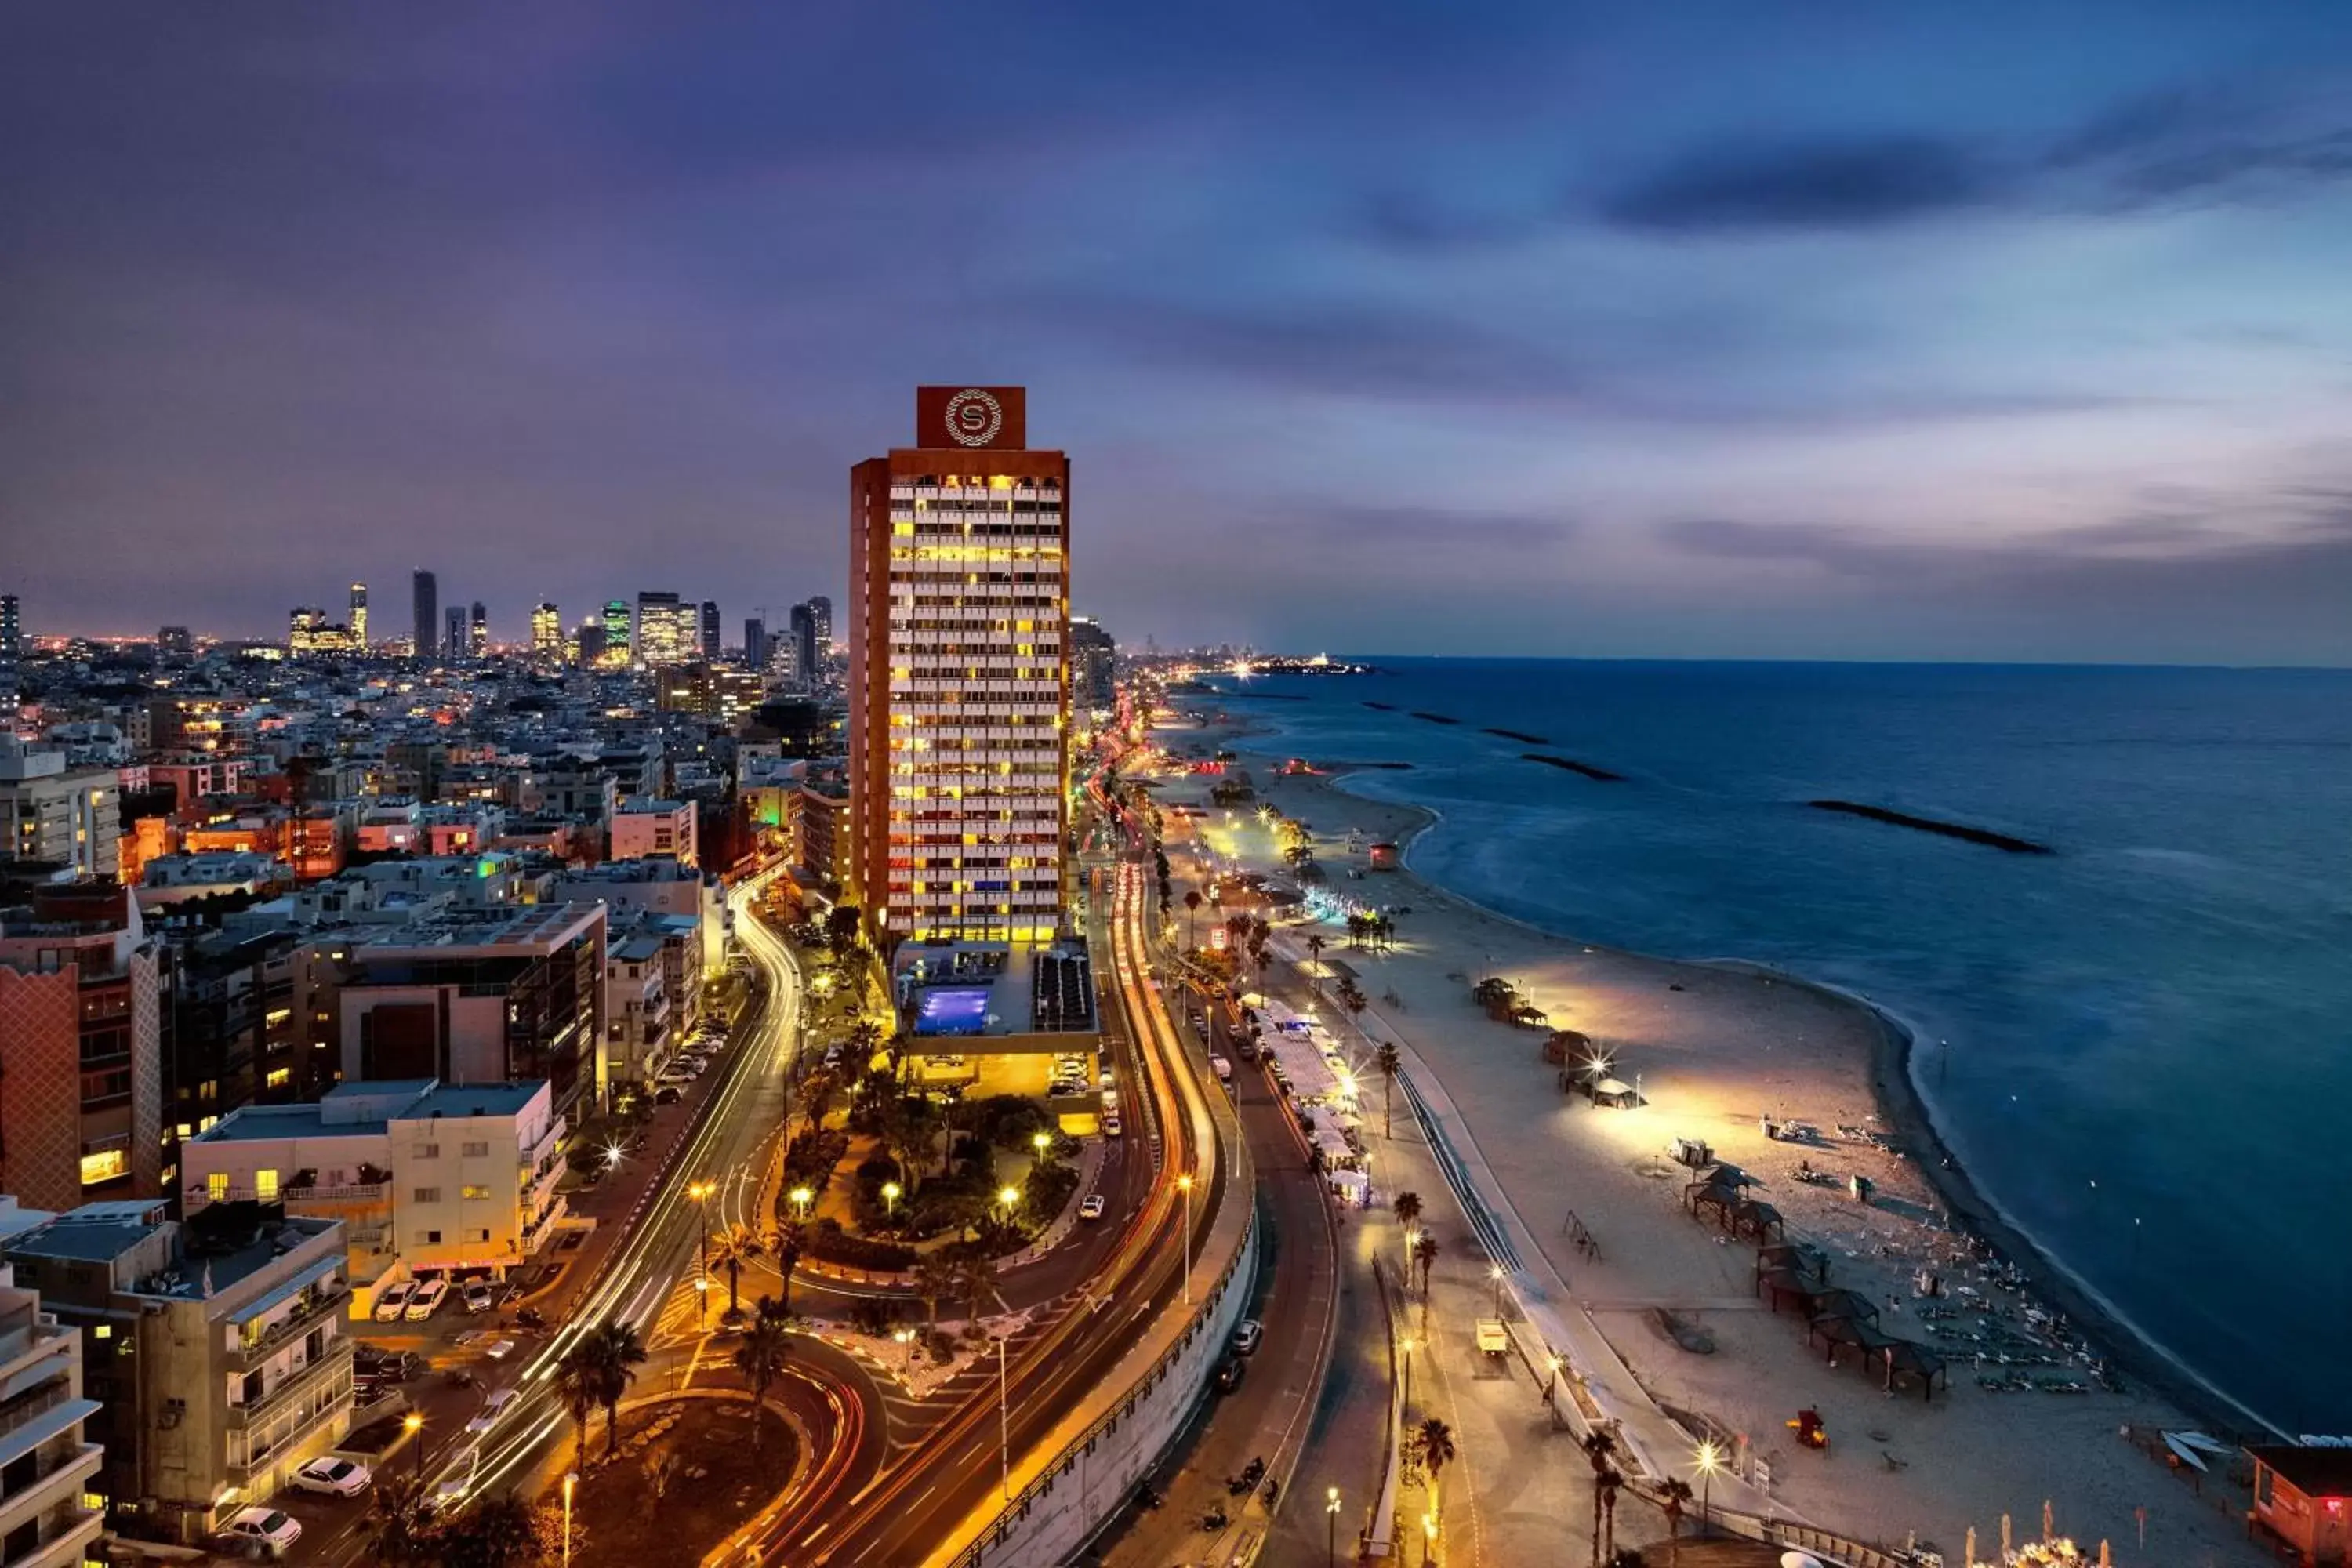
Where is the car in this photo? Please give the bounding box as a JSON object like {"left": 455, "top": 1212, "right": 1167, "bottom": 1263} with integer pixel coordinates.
{"left": 355, "top": 1348, "right": 425, "bottom": 1383}
{"left": 461, "top": 1281, "right": 495, "bottom": 1315}
{"left": 218, "top": 1507, "right": 302, "bottom": 1557}
{"left": 465, "top": 1387, "right": 520, "bottom": 1436}
{"left": 1079, "top": 1195, "right": 1108, "bottom": 1221}
{"left": 1214, "top": 1358, "right": 1246, "bottom": 1394}
{"left": 291, "top": 1456, "right": 372, "bottom": 1497}
{"left": 483, "top": 1338, "right": 517, "bottom": 1361}
{"left": 404, "top": 1279, "right": 451, "bottom": 1321}
{"left": 372, "top": 1281, "right": 416, "bottom": 1322}
{"left": 653, "top": 1084, "right": 683, "bottom": 1105}
{"left": 1232, "top": 1319, "right": 1263, "bottom": 1356}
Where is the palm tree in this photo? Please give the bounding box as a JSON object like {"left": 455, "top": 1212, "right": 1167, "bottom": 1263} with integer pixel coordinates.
{"left": 773, "top": 1220, "right": 806, "bottom": 1315}
{"left": 1304, "top": 934, "right": 1327, "bottom": 996}
{"left": 1414, "top": 1417, "right": 1457, "bottom": 1509}
{"left": 914, "top": 1253, "right": 959, "bottom": 1327}
{"left": 1335, "top": 977, "right": 1368, "bottom": 1042}
{"left": 799, "top": 1068, "right": 837, "bottom": 1135}
{"left": 1413, "top": 1231, "right": 1440, "bottom": 1297}
{"left": 1375, "top": 1042, "right": 1402, "bottom": 1139}
{"left": 1598, "top": 1467, "right": 1624, "bottom": 1566}
{"left": 555, "top": 1339, "right": 604, "bottom": 1466}
{"left": 711, "top": 1223, "right": 768, "bottom": 1319}
{"left": 1581, "top": 1430, "right": 1618, "bottom": 1568}
{"left": 588, "top": 1320, "right": 648, "bottom": 1459}
{"left": 733, "top": 1296, "right": 793, "bottom": 1455}
{"left": 1392, "top": 1190, "right": 1423, "bottom": 1283}
{"left": 364, "top": 1472, "right": 439, "bottom": 1565}
{"left": 437, "top": 1493, "right": 541, "bottom": 1568}
{"left": 1655, "top": 1477, "right": 1694, "bottom": 1568}
{"left": 1183, "top": 888, "right": 1203, "bottom": 949}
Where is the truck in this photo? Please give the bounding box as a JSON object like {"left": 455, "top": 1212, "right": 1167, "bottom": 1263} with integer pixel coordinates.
{"left": 1475, "top": 1319, "right": 1510, "bottom": 1359}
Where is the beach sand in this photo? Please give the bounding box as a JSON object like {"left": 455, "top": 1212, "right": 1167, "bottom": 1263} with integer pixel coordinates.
{"left": 1138, "top": 707, "right": 2263, "bottom": 1566}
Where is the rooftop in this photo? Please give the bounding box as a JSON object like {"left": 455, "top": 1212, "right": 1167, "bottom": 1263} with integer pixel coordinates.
{"left": 397, "top": 1082, "right": 545, "bottom": 1121}
{"left": 893, "top": 939, "right": 1096, "bottom": 1040}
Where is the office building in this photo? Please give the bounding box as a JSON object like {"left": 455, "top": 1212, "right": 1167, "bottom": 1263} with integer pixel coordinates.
{"left": 850, "top": 386, "right": 1071, "bottom": 944}
{"left": 601, "top": 600, "right": 631, "bottom": 659}
{"left": 0, "top": 594, "right": 20, "bottom": 660}
{"left": 575, "top": 622, "right": 607, "bottom": 667}
{"left": 655, "top": 664, "right": 764, "bottom": 724}
{"left": 788, "top": 603, "right": 817, "bottom": 685}
{"left": 1, "top": 1200, "right": 352, "bottom": 1544}
{"left": 332, "top": 906, "right": 604, "bottom": 1121}
{"left": 531, "top": 601, "right": 561, "bottom": 656}
{"left": 0, "top": 739, "right": 122, "bottom": 879}
{"left": 467, "top": 602, "right": 488, "bottom": 657}
{"left": 411, "top": 570, "right": 437, "bottom": 659}
{"left": 1070, "top": 616, "right": 1116, "bottom": 711}
{"left": 0, "top": 1229, "right": 106, "bottom": 1568}
{"left": 699, "top": 600, "right": 721, "bottom": 661}
{"left": 0, "top": 884, "right": 164, "bottom": 1210}
{"left": 744, "top": 617, "right": 767, "bottom": 671}
{"left": 156, "top": 625, "right": 193, "bottom": 658}
{"left": 347, "top": 582, "right": 367, "bottom": 648}
{"left": 444, "top": 606, "right": 466, "bottom": 659}
{"left": 633, "top": 593, "right": 692, "bottom": 667}
{"left": 806, "top": 595, "right": 833, "bottom": 656}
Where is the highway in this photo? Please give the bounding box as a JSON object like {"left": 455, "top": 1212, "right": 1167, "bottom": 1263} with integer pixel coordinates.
{"left": 754, "top": 856, "right": 1232, "bottom": 1567}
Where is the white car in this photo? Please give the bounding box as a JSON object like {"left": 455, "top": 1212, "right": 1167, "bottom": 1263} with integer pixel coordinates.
{"left": 1232, "top": 1319, "right": 1263, "bottom": 1357}
{"left": 372, "top": 1281, "right": 415, "bottom": 1322}
{"left": 219, "top": 1507, "right": 302, "bottom": 1556}
{"left": 291, "top": 1456, "right": 372, "bottom": 1497}
{"left": 465, "top": 1386, "right": 520, "bottom": 1435}
{"left": 404, "top": 1279, "right": 450, "bottom": 1321}
{"left": 1079, "top": 1195, "right": 1107, "bottom": 1221}
{"left": 461, "top": 1281, "right": 495, "bottom": 1315}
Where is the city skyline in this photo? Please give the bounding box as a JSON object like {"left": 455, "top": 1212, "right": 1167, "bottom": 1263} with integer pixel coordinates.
{"left": 9, "top": 7, "right": 2352, "bottom": 663}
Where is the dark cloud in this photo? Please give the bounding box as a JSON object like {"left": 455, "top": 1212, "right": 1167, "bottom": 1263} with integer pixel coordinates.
{"left": 1600, "top": 136, "right": 1993, "bottom": 233}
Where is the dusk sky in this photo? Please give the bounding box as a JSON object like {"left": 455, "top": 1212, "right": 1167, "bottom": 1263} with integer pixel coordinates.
{"left": 7, "top": 3, "right": 2352, "bottom": 664}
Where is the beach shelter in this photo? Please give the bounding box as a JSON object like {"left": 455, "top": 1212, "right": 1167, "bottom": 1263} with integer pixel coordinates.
{"left": 1587, "top": 1076, "right": 1642, "bottom": 1109}
{"left": 1757, "top": 1241, "right": 1826, "bottom": 1283}
{"left": 1806, "top": 1312, "right": 1892, "bottom": 1371}
{"left": 1876, "top": 1339, "right": 1947, "bottom": 1401}
{"left": 1756, "top": 1265, "right": 1826, "bottom": 1315}
{"left": 1698, "top": 1161, "right": 1760, "bottom": 1189}
{"left": 1690, "top": 1184, "right": 1741, "bottom": 1229}
{"left": 1730, "top": 1197, "right": 1786, "bottom": 1241}
{"left": 1803, "top": 1287, "right": 1879, "bottom": 1325}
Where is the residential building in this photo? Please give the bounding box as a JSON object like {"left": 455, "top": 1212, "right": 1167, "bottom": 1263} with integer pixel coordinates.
{"left": 0, "top": 740, "right": 121, "bottom": 879}
{"left": 0, "top": 596, "right": 20, "bottom": 661}
{"left": 347, "top": 582, "right": 367, "bottom": 648}
{"left": 467, "top": 602, "right": 487, "bottom": 658}
{"left": 157, "top": 626, "right": 194, "bottom": 658}
{"left": 132, "top": 851, "right": 292, "bottom": 908}
{"left": 699, "top": 600, "right": 720, "bottom": 662}
{"left": 793, "top": 766, "right": 851, "bottom": 896}
{"left": 0, "top": 885, "right": 164, "bottom": 1211}
{"left": 530, "top": 601, "right": 561, "bottom": 656}
{"left": 0, "top": 1200, "right": 352, "bottom": 1544}
{"left": 602, "top": 928, "right": 673, "bottom": 1094}
{"left": 183, "top": 1078, "right": 564, "bottom": 1292}
{"left": 411, "top": 569, "right": 437, "bottom": 659}
{"left": 609, "top": 798, "right": 697, "bottom": 869}
{"left": 849, "top": 386, "right": 1070, "bottom": 943}
{"left": 0, "top": 1218, "right": 106, "bottom": 1568}
{"left": 545, "top": 857, "right": 724, "bottom": 981}
{"left": 332, "top": 905, "right": 604, "bottom": 1120}
{"left": 1070, "top": 615, "right": 1116, "bottom": 711}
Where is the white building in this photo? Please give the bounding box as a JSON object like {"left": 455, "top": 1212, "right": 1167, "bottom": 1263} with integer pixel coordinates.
{"left": 608, "top": 797, "right": 697, "bottom": 869}
{"left": 0, "top": 1204, "right": 105, "bottom": 1568}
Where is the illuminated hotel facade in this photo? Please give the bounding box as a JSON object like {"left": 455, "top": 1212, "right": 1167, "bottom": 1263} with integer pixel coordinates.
{"left": 850, "top": 387, "right": 1070, "bottom": 946}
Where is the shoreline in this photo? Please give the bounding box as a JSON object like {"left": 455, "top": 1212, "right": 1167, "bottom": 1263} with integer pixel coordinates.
{"left": 1305, "top": 754, "right": 2276, "bottom": 1445}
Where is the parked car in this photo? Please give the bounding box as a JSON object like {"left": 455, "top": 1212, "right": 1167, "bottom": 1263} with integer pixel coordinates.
{"left": 461, "top": 1281, "right": 495, "bottom": 1315}
{"left": 355, "top": 1348, "right": 425, "bottom": 1383}
{"left": 372, "top": 1281, "right": 416, "bottom": 1322}
{"left": 404, "top": 1279, "right": 451, "bottom": 1321}
{"left": 1102, "top": 1114, "right": 1123, "bottom": 1138}
{"left": 1214, "top": 1358, "right": 1245, "bottom": 1394}
{"left": 654, "top": 1084, "right": 683, "bottom": 1105}
{"left": 465, "top": 1386, "right": 520, "bottom": 1436}
{"left": 291, "top": 1457, "right": 372, "bottom": 1497}
{"left": 1079, "top": 1195, "right": 1107, "bottom": 1221}
{"left": 1231, "top": 1319, "right": 1263, "bottom": 1357}
{"left": 218, "top": 1507, "right": 302, "bottom": 1557}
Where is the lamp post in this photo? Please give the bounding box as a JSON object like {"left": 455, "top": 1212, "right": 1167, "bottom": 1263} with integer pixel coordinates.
{"left": 1176, "top": 1173, "right": 1195, "bottom": 1305}
{"left": 997, "top": 1185, "right": 1022, "bottom": 1229}
{"left": 1693, "top": 1439, "right": 1723, "bottom": 1537}
{"left": 695, "top": 1275, "right": 711, "bottom": 1327}
{"left": 1400, "top": 1334, "right": 1416, "bottom": 1418}
{"left": 1326, "top": 1486, "right": 1341, "bottom": 1568}
{"left": 881, "top": 1181, "right": 901, "bottom": 1221}
{"left": 688, "top": 1178, "right": 716, "bottom": 1280}
{"left": 1488, "top": 1263, "right": 1505, "bottom": 1317}
{"left": 996, "top": 1336, "right": 1011, "bottom": 1501}
{"left": 561, "top": 1472, "right": 578, "bottom": 1568}
{"left": 893, "top": 1327, "right": 915, "bottom": 1375}
{"left": 404, "top": 1412, "right": 424, "bottom": 1483}
{"left": 1544, "top": 1354, "right": 1564, "bottom": 1426}
{"left": 789, "top": 1185, "right": 814, "bottom": 1221}
{"left": 1423, "top": 1511, "right": 1438, "bottom": 1567}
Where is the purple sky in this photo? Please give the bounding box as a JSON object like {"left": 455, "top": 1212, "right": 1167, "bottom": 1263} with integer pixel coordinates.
{"left": 6, "top": 3, "right": 2352, "bottom": 662}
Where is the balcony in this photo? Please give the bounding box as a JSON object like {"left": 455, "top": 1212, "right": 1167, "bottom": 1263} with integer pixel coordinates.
{"left": 227, "top": 1343, "right": 351, "bottom": 1429}
{"left": 225, "top": 1284, "right": 348, "bottom": 1370}
{"left": 0, "top": 1492, "right": 102, "bottom": 1568}
{"left": 0, "top": 1433, "right": 103, "bottom": 1542}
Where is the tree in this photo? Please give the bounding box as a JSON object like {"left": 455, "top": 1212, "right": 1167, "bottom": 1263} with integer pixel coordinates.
{"left": 1183, "top": 888, "right": 1203, "bottom": 950}
{"left": 799, "top": 1068, "right": 838, "bottom": 1134}
{"left": 824, "top": 905, "right": 863, "bottom": 963}
{"left": 1335, "top": 977, "right": 1369, "bottom": 1042}
{"left": 733, "top": 1296, "right": 793, "bottom": 1455}
{"left": 1599, "top": 1467, "right": 1625, "bottom": 1567}
{"left": 1413, "top": 1231, "right": 1440, "bottom": 1298}
{"left": 363, "top": 1472, "right": 438, "bottom": 1565}
{"left": 1581, "top": 1430, "right": 1619, "bottom": 1568}
{"left": 847, "top": 1016, "right": 886, "bottom": 1074}
{"left": 1414, "top": 1417, "right": 1457, "bottom": 1511}
{"left": 1304, "top": 934, "right": 1327, "bottom": 996}
{"left": 711, "top": 1223, "right": 768, "bottom": 1319}
{"left": 1392, "top": 1191, "right": 1423, "bottom": 1282}
{"left": 773, "top": 1221, "right": 806, "bottom": 1315}
{"left": 555, "top": 1340, "right": 604, "bottom": 1465}
{"left": 1655, "top": 1478, "right": 1694, "bottom": 1568}
{"left": 914, "top": 1254, "right": 959, "bottom": 1327}
{"left": 587, "top": 1320, "right": 648, "bottom": 1459}
{"left": 1375, "top": 1042, "right": 1402, "bottom": 1140}
{"left": 438, "top": 1493, "right": 543, "bottom": 1568}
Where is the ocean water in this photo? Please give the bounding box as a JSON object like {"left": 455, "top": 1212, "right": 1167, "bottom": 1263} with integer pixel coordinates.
{"left": 1195, "top": 659, "right": 2352, "bottom": 1434}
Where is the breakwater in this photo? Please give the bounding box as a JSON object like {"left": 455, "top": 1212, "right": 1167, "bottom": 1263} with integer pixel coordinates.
{"left": 1521, "top": 752, "right": 1624, "bottom": 782}
{"left": 1483, "top": 726, "right": 1552, "bottom": 744}
{"left": 1807, "top": 800, "right": 2051, "bottom": 855}
{"left": 1363, "top": 701, "right": 1397, "bottom": 712}
{"left": 1410, "top": 710, "right": 1461, "bottom": 725}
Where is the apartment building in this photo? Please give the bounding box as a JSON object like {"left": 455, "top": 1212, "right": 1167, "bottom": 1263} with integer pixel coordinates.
{"left": 0, "top": 1205, "right": 105, "bottom": 1568}
{"left": 608, "top": 798, "right": 697, "bottom": 869}
{"left": 0, "top": 742, "right": 120, "bottom": 880}
{"left": 0, "top": 1200, "right": 351, "bottom": 1544}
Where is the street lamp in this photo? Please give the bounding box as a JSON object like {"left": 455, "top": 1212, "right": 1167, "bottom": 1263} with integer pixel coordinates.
{"left": 403, "top": 1412, "right": 424, "bottom": 1482}
{"left": 1487, "top": 1263, "right": 1506, "bottom": 1317}
{"left": 893, "top": 1327, "right": 915, "bottom": 1375}
{"left": 789, "top": 1185, "right": 814, "bottom": 1221}
{"left": 880, "top": 1180, "right": 902, "bottom": 1220}
{"left": 1544, "top": 1353, "right": 1564, "bottom": 1412}
{"left": 996, "top": 1336, "right": 1011, "bottom": 1501}
{"left": 688, "top": 1179, "right": 717, "bottom": 1279}
{"left": 1693, "top": 1439, "right": 1723, "bottom": 1535}
{"left": 1032, "top": 1130, "right": 1052, "bottom": 1167}
{"left": 695, "top": 1276, "right": 711, "bottom": 1327}
{"left": 1175, "top": 1173, "right": 1195, "bottom": 1305}
{"left": 1401, "top": 1334, "right": 1417, "bottom": 1417}
{"left": 1326, "top": 1486, "right": 1341, "bottom": 1568}
{"left": 561, "top": 1472, "right": 578, "bottom": 1568}
{"left": 1423, "top": 1511, "right": 1438, "bottom": 1567}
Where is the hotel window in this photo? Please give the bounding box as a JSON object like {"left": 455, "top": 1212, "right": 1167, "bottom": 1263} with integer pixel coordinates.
{"left": 461, "top": 1185, "right": 491, "bottom": 1201}
{"left": 256, "top": 1169, "right": 281, "bottom": 1200}
{"left": 208, "top": 1172, "right": 230, "bottom": 1202}
{"left": 78, "top": 1149, "right": 128, "bottom": 1186}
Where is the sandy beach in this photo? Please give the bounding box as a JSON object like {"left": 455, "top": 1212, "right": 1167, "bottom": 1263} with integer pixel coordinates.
{"left": 1136, "top": 705, "right": 2265, "bottom": 1566}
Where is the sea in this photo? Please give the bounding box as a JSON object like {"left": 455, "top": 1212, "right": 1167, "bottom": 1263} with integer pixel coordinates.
{"left": 1191, "top": 658, "right": 2352, "bottom": 1436}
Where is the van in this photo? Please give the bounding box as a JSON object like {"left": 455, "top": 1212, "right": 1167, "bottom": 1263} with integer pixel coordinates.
{"left": 1210, "top": 1055, "right": 1232, "bottom": 1084}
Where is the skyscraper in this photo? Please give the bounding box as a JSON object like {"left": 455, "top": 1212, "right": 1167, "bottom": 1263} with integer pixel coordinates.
{"left": 532, "top": 601, "right": 561, "bottom": 655}
{"left": 601, "top": 600, "right": 632, "bottom": 659}
{"left": 850, "top": 386, "right": 1070, "bottom": 945}
{"left": 805, "top": 595, "right": 832, "bottom": 658}
{"left": 1069, "top": 615, "right": 1116, "bottom": 710}
{"left": 788, "top": 603, "right": 816, "bottom": 684}
{"left": 445, "top": 605, "right": 466, "bottom": 658}
{"left": 349, "top": 581, "right": 368, "bottom": 648}
{"left": 633, "top": 592, "right": 691, "bottom": 666}
{"left": 469, "top": 602, "right": 488, "bottom": 656}
{"left": 412, "top": 569, "right": 437, "bottom": 659}
{"left": 744, "top": 617, "right": 766, "bottom": 670}
{"left": 699, "top": 600, "right": 721, "bottom": 661}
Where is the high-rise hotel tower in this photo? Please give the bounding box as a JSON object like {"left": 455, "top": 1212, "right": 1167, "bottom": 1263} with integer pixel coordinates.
{"left": 851, "top": 387, "right": 1070, "bottom": 946}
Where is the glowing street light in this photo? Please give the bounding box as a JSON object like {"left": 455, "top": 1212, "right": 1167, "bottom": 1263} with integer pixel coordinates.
{"left": 1032, "top": 1130, "right": 1052, "bottom": 1164}
{"left": 1693, "top": 1439, "right": 1724, "bottom": 1534}
{"left": 695, "top": 1275, "right": 711, "bottom": 1326}
{"left": 404, "top": 1412, "right": 425, "bottom": 1481}
{"left": 688, "top": 1178, "right": 717, "bottom": 1278}
{"left": 1176, "top": 1172, "right": 1195, "bottom": 1305}
{"left": 892, "top": 1327, "right": 916, "bottom": 1374}
{"left": 1487, "top": 1262, "right": 1506, "bottom": 1316}
{"left": 1326, "top": 1486, "right": 1342, "bottom": 1568}
{"left": 789, "top": 1185, "right": 814, "bottom": 1220}
{"left": 1423, "top": 1512, "right": 1439, "bottom": 1567}
{"left": 880, "top": 1180, "right": 902, "bottom": 1218}
{"left": 562, "top": 1472, "right": 579, "bottom": 1568}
